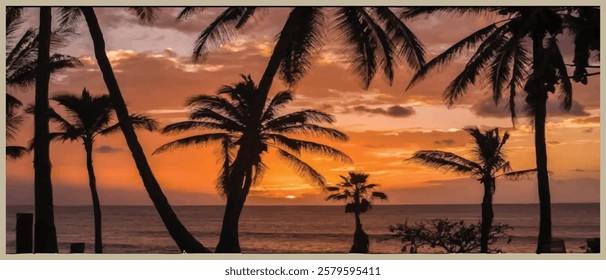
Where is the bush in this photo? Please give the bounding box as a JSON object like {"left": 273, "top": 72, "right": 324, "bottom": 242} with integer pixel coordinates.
{"left": 389, "top": 219, "right": 512, "bottom": 253}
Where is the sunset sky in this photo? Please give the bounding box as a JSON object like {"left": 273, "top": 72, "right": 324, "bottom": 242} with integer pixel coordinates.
{"left": 6, "top": 8, "right": 600, "bottom": 206}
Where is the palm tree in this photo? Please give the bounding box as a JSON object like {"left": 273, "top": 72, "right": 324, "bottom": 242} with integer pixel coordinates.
{"left": 7, "top": 7, "right": 80, "bottom": 252}
{"left": 178, "top": 6, "right": 424, "bottom": 252}
{"left": 154, "top": 75, "right": 352, "bottom": 252}
{"left": 402, "top": 7, "right": 598, "bottom": 253}
{"left": 408, "top": 127, "right": 536, "bottom": 253}
{"left": 55, "top": 7, "right": 210, "bottom": 253}
{"left": 6, "top": 94, "right": 28, "bottom": 159}
{"left": 47, "top": 88, "right": 158, "bottom": 253}
{"left": 325, "top": 171, "right": 387, "bottom": 253}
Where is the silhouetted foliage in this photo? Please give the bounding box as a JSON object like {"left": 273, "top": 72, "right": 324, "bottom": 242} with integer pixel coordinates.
{"left": 48, "top": 87, "right": 157, "bottom": 253}
{"left": 326, "top": 172, "right": 387, "bottom": 253}
{"left": 404, "top": 7, "right": 599, "bottom": 252}
{"left": 390, "top": 219, "right": 512, "bottom": 253}
{"left": 156, "top": 74, "right": 351, "bottom": 252}
{"left": 408, "top": 127, "right": 535, "bottom": 253}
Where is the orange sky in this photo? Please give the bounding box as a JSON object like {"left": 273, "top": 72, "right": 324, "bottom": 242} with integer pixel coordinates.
{"left": 5, "top": 8, "right": 600, "bottom": 205}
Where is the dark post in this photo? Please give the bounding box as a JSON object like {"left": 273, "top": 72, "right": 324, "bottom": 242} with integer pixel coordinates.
{"left": 16, "top": 213, "right": 34, "bottom": 253}
{"left": 70, "top": 243, "right": 85, "bottom": 253}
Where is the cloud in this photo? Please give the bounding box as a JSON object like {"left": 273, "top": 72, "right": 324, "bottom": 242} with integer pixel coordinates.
{"left": 470, "top": 97, "right": 590, "bottom": 118}
{"left": 434, "top": 139, "right": 456, "bottom": 146}
{"left": 351, "top": 105, "right": 415, "bottom": 118}
{"left": 572, "top": 116, "right": 600, "bottom": 124}
{"left": 95, "top": 145, "right": 124, "bottom": 153}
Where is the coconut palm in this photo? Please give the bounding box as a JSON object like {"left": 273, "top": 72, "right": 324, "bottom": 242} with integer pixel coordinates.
{"left": 47, "top": 88, "right": 158, "bottom": 253}
{"left": 55, "top": 7, "right": 209, "bottom": 252}
{"left": 8, "top": 7, "right": 80, "bottom": 252}
{"left": 403, "top": 7, "right": 598, "bottom": 253}
{"left": 154, "top": 75, "right": 352, "bottom": 252}
{"left": 408, "top": 127, "right": 536, "bottom": 253}
{"left": 325, "top": 171, "right": 387, "bottom": 253}
{"left": 178, "top": 6, "right": 424, "bottom": 252}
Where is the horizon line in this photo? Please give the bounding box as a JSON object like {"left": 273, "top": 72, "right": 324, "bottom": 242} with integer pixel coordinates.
{"left": 6, "top": 202, "right": 600, "bottom": 207}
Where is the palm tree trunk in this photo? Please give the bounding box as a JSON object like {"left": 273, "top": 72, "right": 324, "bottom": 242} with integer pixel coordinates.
{"left": 531, "top": 32, "right": 552, "bottom": 254}
{"left": 80, "top": 7, "right": 209, "bottom": 253}
{"left": 350, "top": 211, "right": 368, "bottom": 253}
{"left": 254, "top": 8, "right": 308, "bottom": 118}
{"left": 33, "top": 7, "right": 58, "bottom": 253}
{"left": 84, "top": 140, "right": 103, "bottom": 253}
{"left": 216, "top": 158, "right": 253, "bottom": 253}
{"left": 480, "top": 177, "right": 495, "bottom": 253}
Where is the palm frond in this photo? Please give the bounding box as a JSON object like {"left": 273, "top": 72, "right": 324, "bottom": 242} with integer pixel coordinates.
{"left": 6, "top": 146, "right": 28, "bottom": 159}
{"left": 270, "top": 135, "right": 352, "bottom": 163}
{"left": 445, "top": 24, "right": 511, "bottom": 106}
{"left": 160, "top": 120, "right": 239, "bottom": 134}
{"left": 372, "top": 7, "right": 425, "bottom": 70}
{"left": 401, "top": 7, "right": 500, "bottom": 19}
{"left": 189, "top": 7, "right": 256, "bottom": 62}
{"left": 187, "top": 94, "right": 244, "bottom": 123}
{"left": 279, "top": 7, "right": 324, "bottom": 86}
{"left": 153, "top": 133, "right": 229, "bottom": 154}
{"left": 176, "top": 7, "right": 205, "bottom": 21}
{"left": 406, "top": 23, "right": 498, "bottom": 90}
{"left": 129, "top": 7, "right": 159, "bottom": 24}
{"left": 372, "top": 191, "right": 388, "bottom": 200}
{"left": 261, "top": 90, "right": 294, "bottom": 122}
{"left": 507, "top": 43, "right": 531, "bottom": 123}
{"left": 277, "top": 149, "right": 326, "bottom": 186}
{"left": 326, "top": 193, "right": 349, "bottom": 201}
{"left": 408, "top": 150, "right": 482, "bottom": 176}
{"left": 357, "top": 7, "right": 396, "bottom": 84}
{"left": 335, "top": 7, "right": 378, "bottom": 89}
{"left": 57, "top": 7, "right": 83, "bottom": 29}
{"left": 190, "top": 107, "right": 245, "bottom": 131}
{"left": 100, "top": 113, "right": 158, "bottom": 135}
{"left": 265, "top": 124, "right": 349, "bottom": 141}
{"left": 264, "top": 109, "right": 335, "bottom": 128}
{"left": 499, "top": 168, "right": 538, "bottom": 181}
{"left": 547, "top": 37, "right": 573, "bottom": 111}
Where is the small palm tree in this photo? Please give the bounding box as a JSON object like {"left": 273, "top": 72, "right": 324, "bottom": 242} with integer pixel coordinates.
{"left": 155, "top": 74, "right": 352, "bottom": 252}
{"left": 49, "top": 88, "right": 158, "bottom": 253}
{"left": 6, "top": 94, "right": 28, "bottom": 159}
{"left": 325, "top": 171, "right": 387, "bottom": 253}
{"left": 408, "top": 127, "right": 536, "bottom": 253}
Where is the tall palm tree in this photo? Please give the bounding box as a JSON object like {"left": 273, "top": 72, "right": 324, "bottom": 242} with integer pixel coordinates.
{"left": 7, "top": 7, "right": 81, "bottom": 252}
{"left": 154, "top": 75, "right": 352, "bottom": 252}
{"left": 408, "top": 127, "right": 536, "bottom": 253}
{"left": 56, "top": 7, "right": 210, "bottom": 253}
{"left": 48, "top": 88, "right": 158, "bottom": 253}
{"left": 402, "top": 7, "right": 598, "bottom": 253}
{"left": 6, "top": 94, "right": 28, "bottom": 159}
{"left": 179, "top": 6, "right": 424, "bottom": 252}
{"left": 325, "top": 171, "right": 387, "bottom": 253}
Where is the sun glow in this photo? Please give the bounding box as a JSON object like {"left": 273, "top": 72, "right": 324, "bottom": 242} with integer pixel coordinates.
{"left": 285, "top": 195, "right": 297, "bottom": 199}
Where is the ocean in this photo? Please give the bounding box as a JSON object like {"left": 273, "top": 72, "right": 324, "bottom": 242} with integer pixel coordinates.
{"left": 5, "top": 204, "right": 600, "bottom": 254}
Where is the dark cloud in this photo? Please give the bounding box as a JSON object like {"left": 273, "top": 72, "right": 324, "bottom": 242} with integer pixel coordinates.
{"left": 95, "top": 145, "right": 123, "bottom": 154}
{"left": 352, "top": 105, "right": 415, "bottom": 118}
{"left": 470, "top": 96, "right": 590, "bottom": 118}
{"left": 434, "top": 139, "right": 456, "bottom": 146}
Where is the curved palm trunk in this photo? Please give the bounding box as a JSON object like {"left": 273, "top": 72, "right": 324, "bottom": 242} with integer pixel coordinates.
{"left": 531, "top": 32, "right": 552, "bottom": 253}
{"left": 480, "top": 177, "right": 495, "bottom": 253}
{"left": 84, "top": 140, "right": 103, "bottom": 253}
{"left": 216, "top": 156, "right": 253, "bottom": 253}
{"left": 350, "top": 192, "right": 368, "bottom": 253}
{"left": 81, "top": 8, "right": 209, "bottom": 253}
{"left": 215, "top": 8, "right": 315, "bottom": 253}
{"left": 33, "top": 7, "right": 58, "bottom": 253}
